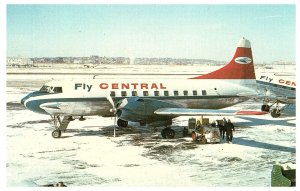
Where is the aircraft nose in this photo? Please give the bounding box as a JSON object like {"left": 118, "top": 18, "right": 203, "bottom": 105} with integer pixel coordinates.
{"left": 21, "top": 97, "right": 26, "bottom": 105}
{"left": 21, "top": 92, "right": 35, "bottom": 107}
{"left": 20, "top": 92, "right": 48, "bottom": 115}
{"left": 21, "top": 95, "right": 29, "bottom": 106}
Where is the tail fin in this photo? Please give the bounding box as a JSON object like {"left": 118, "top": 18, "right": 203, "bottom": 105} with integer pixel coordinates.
{"left": 191, "top": 37, "right": 256, "bottom": 79}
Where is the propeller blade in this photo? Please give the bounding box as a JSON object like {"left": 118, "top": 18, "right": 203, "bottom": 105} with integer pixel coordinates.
{"left": 113, "top": 115, "right": 116, "bottom": 138}
{"left": 106, "top": 95, "right": 116, "bottom": 113}
{"left": 107, "top": 94, "right": 117, "bottom": 137}
{"left": 117, "top": 98, "right": 128, "bottom": 109}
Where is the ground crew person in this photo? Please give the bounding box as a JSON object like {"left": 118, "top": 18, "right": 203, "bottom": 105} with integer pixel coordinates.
{"left": 41, "top": 182, "right": 67, "bottom": 187}
{"left": 224, "top": 119, "right": 235, "bottom": 143}
{"left": 217, "top": 120, "right": 225, "bottom": 140}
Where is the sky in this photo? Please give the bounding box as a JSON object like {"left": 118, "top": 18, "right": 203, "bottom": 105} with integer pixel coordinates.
{"left": 6, "top": 4, "right": 296, "bottom": 63}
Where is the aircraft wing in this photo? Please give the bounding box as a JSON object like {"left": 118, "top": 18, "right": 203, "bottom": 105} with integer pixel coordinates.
{"left": 154, "top": 108, "right": 238, "bottom": 117}
{"left": 154, "top": 108, "right": 268, "bottom": 117}
{"left": 253, "top": 93, "right": 296, "bottom": 104}
{"left": 256, "top": 80, "right": 296, "bottom": 104}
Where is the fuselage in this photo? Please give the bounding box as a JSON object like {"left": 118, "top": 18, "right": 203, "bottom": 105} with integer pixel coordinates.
{"left": 21, "top": 37, "right": 258, "bottom": 122}
{"left": 21, "top": 77, "right": 256, "bottom": 117}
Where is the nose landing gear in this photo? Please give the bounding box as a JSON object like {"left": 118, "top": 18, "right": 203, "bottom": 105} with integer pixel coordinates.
{"left": 52, "top": 130, "right": 62, "bottom": 138}
{"left": 50, "top": 115, "right": 70, "bottom": 138}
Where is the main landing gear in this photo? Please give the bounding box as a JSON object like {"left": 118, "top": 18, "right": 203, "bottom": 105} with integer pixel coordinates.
{"left": 261, "top": 102, "right": 281, "bottom": 118}
{"left": 161, "top": 127, "right": 175, "bottom": 139}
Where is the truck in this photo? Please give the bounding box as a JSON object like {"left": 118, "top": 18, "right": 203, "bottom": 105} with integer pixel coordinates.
{"left": 183, "top": 117, "right": 220, "bottom": 144}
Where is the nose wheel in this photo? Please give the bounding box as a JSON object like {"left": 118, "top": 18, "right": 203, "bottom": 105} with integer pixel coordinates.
{"left": 52, "top": 130, "right": 62, "bottom": 138}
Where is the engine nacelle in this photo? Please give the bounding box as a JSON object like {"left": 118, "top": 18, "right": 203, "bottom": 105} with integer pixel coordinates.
{"left": 117, "top": 97, "right": 179, "bottom": 123}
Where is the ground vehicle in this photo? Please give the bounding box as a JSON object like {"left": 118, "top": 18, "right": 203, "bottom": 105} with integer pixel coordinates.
{"left": 183, "top": 117, "right": 220, "bottom": 143}
{"left": 271, "top": 162, "right": 296, "bottom": 187}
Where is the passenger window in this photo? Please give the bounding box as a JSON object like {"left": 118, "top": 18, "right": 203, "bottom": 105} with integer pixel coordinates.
{"left": 183, "top": 90, "right": 188, "bottom": 96}
{"left": 154, "top": 91, "right": 160, "bottom": 96}
{"left": 164, "top": 91, "right": 169, "bottom": 96}
{"left": 143, "top": 91, "right": 149, "bottom": 96}
{"left": 202, "top": 90, "right": 207, "bottom": 96}
{"left": 193, "top": 90, "right": 197, "bottom": 96}
{"left": 132, "top": 91, "right": 137, "bottom": 96}
{"left": 121, "top": 91, "right": 127, "bottom": 97}
{"left": 174, "top": 90, "right": 179, "bottom": 96}
{"left": 110, "top": 91, "right": 116, "bottom": 97}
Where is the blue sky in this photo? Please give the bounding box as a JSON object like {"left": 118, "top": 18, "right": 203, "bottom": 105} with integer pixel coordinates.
{"left": 7, "top": 4, "right": 295, "bottom": 63}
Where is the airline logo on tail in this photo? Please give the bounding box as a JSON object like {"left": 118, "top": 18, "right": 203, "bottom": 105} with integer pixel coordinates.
{"left": 235, "top": 57, "right": 252, "bottom": 64}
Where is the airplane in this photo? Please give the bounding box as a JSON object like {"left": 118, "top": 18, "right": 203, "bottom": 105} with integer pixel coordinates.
{"left": 256, "top": 72, "right": 296, "bottom": 118}
{"left": 21, "top": 37, "right": 258, "bottom": 139}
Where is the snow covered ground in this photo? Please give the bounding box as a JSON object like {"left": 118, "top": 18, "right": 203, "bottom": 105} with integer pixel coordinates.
{"left": 6, "top": 70, "right": 296, "bottom": 187}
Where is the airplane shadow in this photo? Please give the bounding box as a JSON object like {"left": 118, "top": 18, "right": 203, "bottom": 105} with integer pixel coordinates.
{"left": 233, "top": 137, "right": 295, "bottom": 153}
{"left": 235, "top": 116, "right": 296, "bottom": 127}
{"left": 66, "top": 125, "right": 145, "bottom": 137}
{"left": 63, "top": 125, "right": 184, "bottom": 138}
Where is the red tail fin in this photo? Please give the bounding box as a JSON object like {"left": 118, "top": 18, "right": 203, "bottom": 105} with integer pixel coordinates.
{"left": 191, "top": 37, "right": 256, "bottom": 79}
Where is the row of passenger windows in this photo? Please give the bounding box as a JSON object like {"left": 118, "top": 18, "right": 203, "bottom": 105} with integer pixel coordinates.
{"left": 110, "top": 90, "right": 207, "bottom": 97}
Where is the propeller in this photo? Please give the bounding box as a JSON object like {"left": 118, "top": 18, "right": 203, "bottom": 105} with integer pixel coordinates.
{"left": 106, "top": 95, "right": 128, "bottom": 137}
{"left": 106, "top": 95, "right": 117, "bottom": 137}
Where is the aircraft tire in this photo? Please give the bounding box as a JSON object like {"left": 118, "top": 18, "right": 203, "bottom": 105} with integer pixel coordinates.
{"left": 261, "top": 105, "right": 270, "bottom": 112}
{"left": 161, "top": 128, "right": 175, "bottom": 139}
{"left": 165, "top": 128, "right": 175, "bottom": 139}
{"left": 52, "top": 130, "right": 61, "bottom": 138}
{"left": 271, "top": 109, "right": 281, "bottom": 118}
{"left": 117, "top": 119, "right": 128, "bottom": 127}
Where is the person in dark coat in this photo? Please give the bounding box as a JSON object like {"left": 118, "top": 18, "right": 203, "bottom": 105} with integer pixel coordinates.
{"left": 224, "top": 119, "right": 235, "bottom": 143}
{"left": 42, "top": 182, "right": 67, "bottom": 187}
{"left": 217, "top": 120, "right": 225, "bottom": 140}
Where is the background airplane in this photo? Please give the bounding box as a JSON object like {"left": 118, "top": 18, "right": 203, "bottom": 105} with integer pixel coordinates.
{"left": 21, "top": 37, "right": 258, "bottom": 138}
{"left": 256, "top": 72, "right": 296, "bottom": 117}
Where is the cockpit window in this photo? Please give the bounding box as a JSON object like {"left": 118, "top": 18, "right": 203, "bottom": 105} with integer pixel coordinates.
{"left": 40, "top": 85, "right": 50, "bottom": 92}
{"left": 40, "top": 85, "right": 62, "bottom": 93}
{"left": 53, "top": 87, "right": 63, "bottom": 93}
